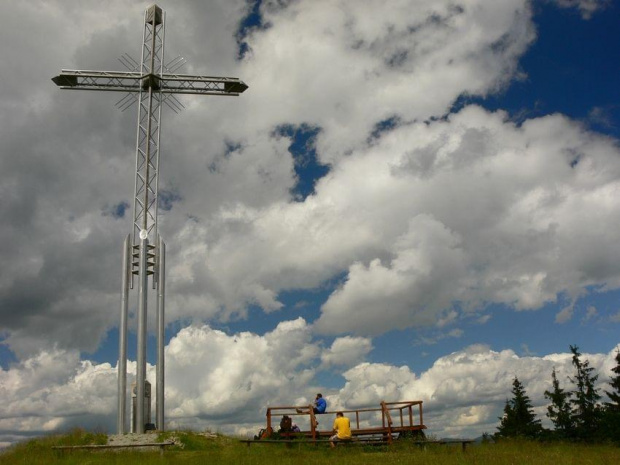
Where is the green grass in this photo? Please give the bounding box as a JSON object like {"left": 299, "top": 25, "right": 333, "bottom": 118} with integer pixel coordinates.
{"left": 1, "top": 430, "right": 619, "bottom": 465}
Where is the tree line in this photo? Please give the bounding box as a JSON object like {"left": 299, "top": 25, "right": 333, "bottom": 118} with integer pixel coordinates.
{"left": 495, "top": 345, "right": 620, "bottom": 442}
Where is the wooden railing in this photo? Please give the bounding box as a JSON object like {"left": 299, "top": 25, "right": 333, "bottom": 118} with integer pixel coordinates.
{"left": 262, "top": 400, "right": 425, "bottom": 442}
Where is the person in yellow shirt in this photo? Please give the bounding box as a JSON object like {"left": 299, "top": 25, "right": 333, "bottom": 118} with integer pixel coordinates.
{"left": 330, "top": 411, "right": 352, "bottom": 448}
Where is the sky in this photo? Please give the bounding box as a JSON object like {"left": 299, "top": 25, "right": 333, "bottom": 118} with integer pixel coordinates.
{"left": 1, "top": 0, "right": 620, "bottom": 447}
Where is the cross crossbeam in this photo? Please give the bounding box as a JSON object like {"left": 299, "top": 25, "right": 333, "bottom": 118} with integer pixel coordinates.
{"left": 52, "top": 70, "right": 248, "bottom": 95}
{"left": 52, "top": 4, "right": 247, "bottom": 435}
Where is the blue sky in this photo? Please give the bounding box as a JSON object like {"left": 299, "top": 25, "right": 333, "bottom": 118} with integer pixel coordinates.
{"left": 1, "top": 0, "right": 620, "bottom": 446}
{"left": 468, "top": 0, "right": 620, "bottom": 134}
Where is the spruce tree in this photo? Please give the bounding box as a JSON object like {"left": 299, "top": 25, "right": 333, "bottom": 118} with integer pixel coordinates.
{"left": 496, "top": 377, "right": 542, "bottom": 439}
{"left": 544, "top": 367, "right": 573, "bottom": 437}
{"left": 569, "top": 345, "right": 601, "bottom": 440}
{"left": 601, "top": 349, "right": 620, "bottom": 442}
{"left": 604, "top": 350, "right": 620, "bottom": 412}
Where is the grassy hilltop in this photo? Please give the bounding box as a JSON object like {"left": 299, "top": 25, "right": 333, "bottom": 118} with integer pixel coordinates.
{"left": 1, "top": 429, "right": 620, "bottom": 465}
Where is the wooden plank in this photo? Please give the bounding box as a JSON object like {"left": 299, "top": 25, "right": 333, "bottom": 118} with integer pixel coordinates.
{"left": 52, "top": 442, "right": 175, "bottom": 456}
{"left": 52, "top": 442, "right": 175, "bottom": 450}
{"left": 411, "top": 440, "right": 475, "bottom": 452}
{"left": 240, "top": 439, "right": 390, "bottom": 447}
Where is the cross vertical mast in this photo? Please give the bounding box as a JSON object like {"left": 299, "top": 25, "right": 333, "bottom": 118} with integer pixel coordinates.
{"left": 133, "top": 5, "right": 164, "bottom": 245}
{"left": 133, "top": 6, "right": 164, "bottom": 434}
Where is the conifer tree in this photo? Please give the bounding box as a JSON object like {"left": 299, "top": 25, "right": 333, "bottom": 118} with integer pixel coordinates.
{"left": 496, "top": 377, "right": 542, "bottom": 439}
{"left": 604, "top": 350, "right": 620, "bottom": 412}
{"left": 544, "top": 367, "right": 573, "bottom": 437}
{"left": 600, "top": 349, "right": 620, "bottom": 443}
{"left": 569, "top": 345, "right": 601, "bottom": 439}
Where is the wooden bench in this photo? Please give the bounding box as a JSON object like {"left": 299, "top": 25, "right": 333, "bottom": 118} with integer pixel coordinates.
{"left": 412, "top": 439, "right": 475, "bottom": 451}
{"left": 240, "top": 438, "right": 390, "bottom": 448}
{"left": 241, "top": 438, "right": 475, "bottom": 451}
{"left": 52, "top": 441, "right": 175, "bottom": 456}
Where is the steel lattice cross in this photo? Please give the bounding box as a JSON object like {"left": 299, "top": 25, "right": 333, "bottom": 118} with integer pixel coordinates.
{"left": 52, "top": 4, "right": 248, "bottom": 435}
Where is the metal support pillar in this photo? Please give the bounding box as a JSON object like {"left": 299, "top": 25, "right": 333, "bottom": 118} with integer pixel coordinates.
{"left": 117, "top": 235, "right": 131, "bottom": 434}
{"left": 156, "top": 235, "right": 166, "bottom": 430}
{"left": 135, "top": 237, "right": 149, "bottom": 433}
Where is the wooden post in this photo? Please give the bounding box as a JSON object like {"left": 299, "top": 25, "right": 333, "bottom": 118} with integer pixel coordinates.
{"left": 381, "top": 401, "right": 393, "bottom": 445}
{"left": 266, "top": 408, "right": 272, "bottom": 437}
{"left": 387, "top": 413, "right": 393, "bottom": 444}
{"left": 310, "top": 405, "right": 316, "bottom": 440}
{"left": 419, "top": 402, "right": 424, "bottom": 428}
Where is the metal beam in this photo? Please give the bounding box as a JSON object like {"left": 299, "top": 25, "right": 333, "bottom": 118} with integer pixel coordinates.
{"left": 51, "top": 70, "right": 248, "bottom": 95}
{"left": 156, "top": 236, "right": 166, "bottom": 430}
{"left": 117, "top": 235, "right": 131, "bottom": 434}
{"left": 135, "top": 237, "right": 149, "bottom": 433}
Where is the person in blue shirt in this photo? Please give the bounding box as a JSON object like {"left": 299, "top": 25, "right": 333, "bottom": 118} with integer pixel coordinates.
{"left": 297, "top": 393, "right": 327, "bottom": 415}
{"left": 313, "top": 393, "right": 327, "bottom": 414}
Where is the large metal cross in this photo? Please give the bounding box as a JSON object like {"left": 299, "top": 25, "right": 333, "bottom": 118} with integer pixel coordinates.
{"left": 52, "top": 4, "right": 248, "bottom": 434}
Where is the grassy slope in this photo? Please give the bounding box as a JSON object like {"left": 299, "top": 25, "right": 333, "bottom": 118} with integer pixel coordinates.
{"left": 1, "top": 430, "right": 619, "bottom": 465}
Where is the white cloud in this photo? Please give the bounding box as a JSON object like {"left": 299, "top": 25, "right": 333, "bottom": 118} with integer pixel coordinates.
{"left": 310, "top": 107, "right": 620, "bottom": 334}
{"left": 415, "top": 329, "right": 464, "bottom": 346}
{"left": 165, "top": 318, "right": 321, "bottom": 424}
{"left": 0, "top": 320, "right": 325, "bottom": 442}
{"left": 158, "top": 102, "right": 620, "bottom": 338}
{"left": 338, "top": 343, "right": 616, "bottom": 437}
{"left": 556, "top": 305, "right": 575, "bottom": 324}
{"left": 1, "top": 0, "right": 619, "bottom": 449}
{"left": 550, "top": 0, "right": 609, "bottom": 19}
{"left": 320, "top": 336, "right": 373, "bottom": 368}
{"left": 239, "top": 0, "right": 534, "bottom": 163}
{"left": 0, "top": 0, "right": 559, "bottom": 352}
{"left": 0, "top": 348, "right": 118, "bottom": 443}
{"left": 1, "top": 324, "right": 618, "bottom": 445}
{"left": 0, "top": 0, "right": 619, "bottom": 447}
{"left": 583, "top": 305, "right": 598, "bottom": 322}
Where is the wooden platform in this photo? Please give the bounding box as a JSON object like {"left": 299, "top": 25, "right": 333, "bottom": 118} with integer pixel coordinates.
{"left": 261, "top": 400, "right": 427, "bottom": 444}
{"left": 241, "top": 438, "right": 390, "bottom": 448}
{"left": 241, "top": 438, "right": 475, "bottom": 450}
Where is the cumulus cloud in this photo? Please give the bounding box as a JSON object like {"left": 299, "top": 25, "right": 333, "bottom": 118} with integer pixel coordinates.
{"left": 0, "top": 0, "right": 539, "bottom": 355}
{"left": 320, "top": 336, "right": 373, "bottom": 368}
{"left": 2, "top": 331, "right": 618, "bottom": 445}
{"left": 1, "top": 0, "right": 620, "bottom": 445}
{"left": 311, "top": 107, "right": 620, "bottom": 334}
{"left": 0, "top": 348, "right": 119, "bottom": 445}
{"left": 338, "top": 343, "right": 617, "bottom": 437}
{"left": 0, "top": 0, "right": 617, "bottom": 355}
{"left": 0, "top": 319, "right": 351, "bottom": 442}
{"left": 165, "top": 318, "right": 322, "bottom": 427}
{"left": 239, "top": 0, "right": 534, "bottom": 162}
{"left": 157, "top": 103, "right": 620, "bottom": 338}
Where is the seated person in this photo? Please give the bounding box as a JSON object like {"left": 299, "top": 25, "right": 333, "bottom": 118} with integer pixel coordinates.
{"left": 297, "top": 393, "right": 327, "bottom": 414}
{"left": 313, "top": 393, "right": 327, "bottom": 414}
{"left": 279, "top": 415, "right": 293, "bottom": 433}
{"left": 330, "top": 411, "right": 352, "bottom": 448}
